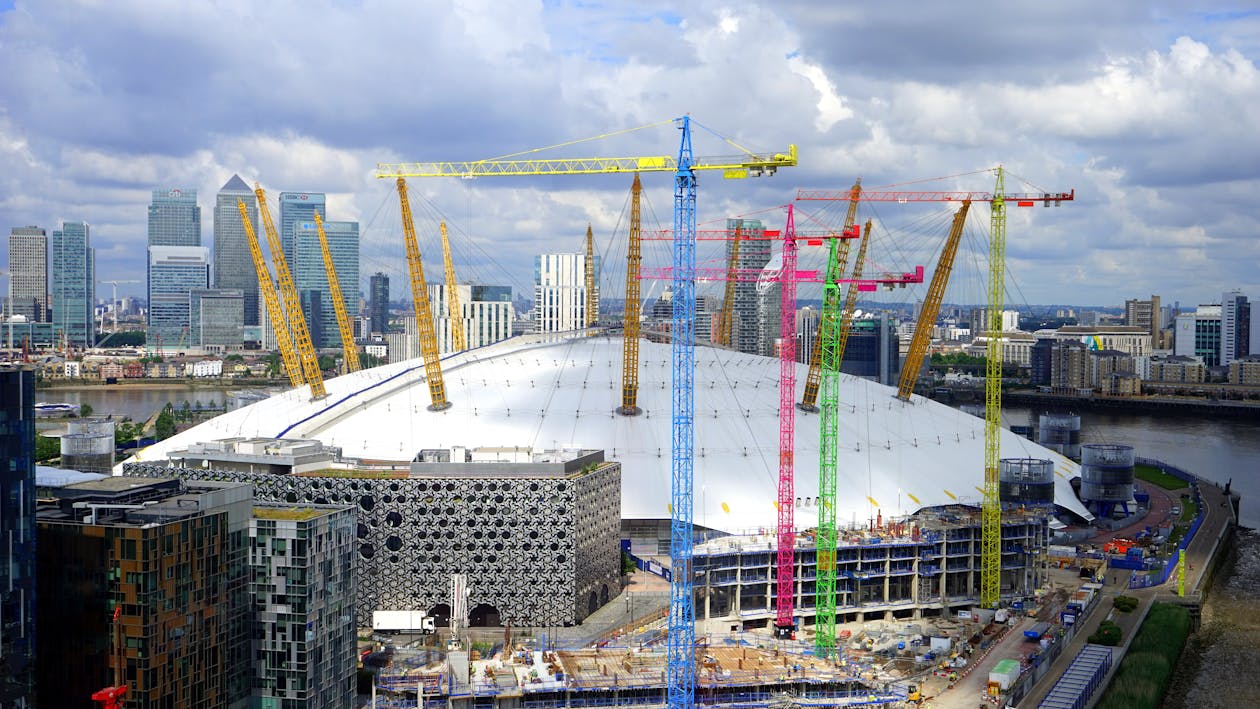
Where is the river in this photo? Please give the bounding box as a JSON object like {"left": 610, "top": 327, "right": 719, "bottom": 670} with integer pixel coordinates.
{"left": 38, "top": 384, "right": 280, "bottom": 423}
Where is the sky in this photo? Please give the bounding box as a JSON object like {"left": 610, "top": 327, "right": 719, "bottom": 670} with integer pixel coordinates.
{"left": 1, "top": 0, "right": 1258, "bottom": 308}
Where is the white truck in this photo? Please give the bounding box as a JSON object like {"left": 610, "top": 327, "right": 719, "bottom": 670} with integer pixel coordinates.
{"left": 372, "top": 610, "right": 437, "bottom": 635}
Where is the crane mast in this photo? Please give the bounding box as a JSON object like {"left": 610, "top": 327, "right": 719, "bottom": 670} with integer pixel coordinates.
{"left": 716, "top": 224, "right": 743, "bottom": 347}
{"left": 774, "top": 206, "right": 799, "bottom": 638}
{"left": 800, "top": 179, "right": 862, "bottom": 411}
{"left": 585, "top": 224, "right": 597, "bottom": 328}
{"left": 439, "top": 222, "right": 466, "bottom": 353}
{"left": 255, "top": 185, "right": 326, "bottom": 399}
{"left": 834, "top": 221, "right": 873, "bottom": 366}
{"left": 982, "top": 169, "right": 1007, "bottom": 608}
{"left": 314, "top": 213, "right": 361, "bottom": 374}
{"left": 896, "top": 202, "right": 970, "bottom": 400}
{"left": 619, "top": 175, "right": 643, "bottom": 415}
{"left": 814, "top": 235, "right": 843, "bottom": 658}
{"left": 238, "top": 200, "right": 304, "bottom": 389}
{"left": 395, "top": 178, "right": 452, "bottom": 411}
{"left": 667, "top": 116, "right": 698, "bottom": 709}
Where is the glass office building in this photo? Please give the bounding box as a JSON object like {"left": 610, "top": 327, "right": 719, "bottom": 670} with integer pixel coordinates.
{"left": 51, "top": 221, "right": 95, "bottom": 349}
{"left": 214, "top": 175, "right": 259, "bottom": 326}
{"left": 369, "top": 272, "right": 390, "bottom": 335}
{"left": 147, "top": 246, "right": 210, "bottom": 349}
{"left": 189, "top": 288, "right": 245, "bottom": 351}
{"left": 278, "top": 192, "right": 326, "bottom": 276}
{"left": 147, "top": 188, "right": 201, "bottom": 247}
{"left": 293, "top": 219, "right": 359, "bottom": 349}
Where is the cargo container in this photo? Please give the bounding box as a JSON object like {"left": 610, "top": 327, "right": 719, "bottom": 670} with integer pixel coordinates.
{"left": 989, "top": 658, "right": 1021, "bottom": 691}
{"left": 1025, "top": 622, "right": 1051, "bottom": 640}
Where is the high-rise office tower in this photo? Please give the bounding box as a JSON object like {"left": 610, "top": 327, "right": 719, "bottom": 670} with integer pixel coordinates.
{"left": 369, "top": 272, "right": 390, "bottom": 335}
{"left": 1174, "top": 305, "right": 1222, "bottom": 367}
{"left": 293, "top": 218, "right": 359, "bottom": 349}
{"left": 0, "top": 366, "right": 36, "bottom": 707}
{"left": 534, "top": 253, "right": 598, "bottom": 333}
{"left": 147, "top": 187, "right": 201, "bottom": 246}
{"left": 214, "top": 175, "right": 259, "bottom": 326}
{"left": 37, "top": 477, "right": 252, "bottom": 707}
{"left": 278, "top": 192, "right": 326, "bottom": 275}
{"left": 147, "top": 246, "right": 210, "bottom": 350}
{"left": 8, "top": 227, "right": 47, "bottom": 322}
{"left": 1222, "top": 290, "right": 1250, "bottom": 366}
{"left": 51, "top": 221, "right": 95, "bottom": 349}
{"left": 725, "top": 218, "right": 776, "bottom": 356}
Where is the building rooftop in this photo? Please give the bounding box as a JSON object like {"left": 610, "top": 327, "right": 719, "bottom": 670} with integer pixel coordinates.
{"left": 252, "top": 505, "right": 337, "bottom": 521}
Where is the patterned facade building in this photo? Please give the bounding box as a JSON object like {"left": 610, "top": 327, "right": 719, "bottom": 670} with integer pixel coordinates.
{"left": 36, "top": 477, "right": 252, "bottom": 709}
{"left": 249, "top": 504, "right": 357, "bottom": 708}
{"left": 127, "top": 446, "right": 622, "bottom": 628}
{"left": 0, "top": 366, "right": 36, "bottom": 708}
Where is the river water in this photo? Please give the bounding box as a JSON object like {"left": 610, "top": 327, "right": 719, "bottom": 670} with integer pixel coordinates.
{"left": 39, "top": 385, "right": 275, "bottom": 423}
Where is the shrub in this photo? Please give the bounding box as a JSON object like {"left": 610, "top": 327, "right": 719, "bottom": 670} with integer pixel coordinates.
{"left": 1089, "top": 620, "right": 1122, "bottom": 646}
{"left": 1113, "top": 596, "right": 1139, "bottom": 612}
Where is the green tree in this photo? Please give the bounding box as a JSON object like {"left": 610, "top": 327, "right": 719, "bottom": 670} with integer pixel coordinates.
{"left": 35, "top": 435, "right": 60, "bottom": 462}
{"left": 359, "top": 352, "right": 384, "bottom": 369}
{"left": 79, "top": 403, "right": 94, "bottom": 417}
{"left": 317, "top": 354, "right": 336, "bottom": 372}
{"left": 114, "top": 418, "right": 143, "bottom": 445}
{"left": 154, "top": 403, "right": 176, "bottom": 441}
{"left": 181, "top": 400, "right": 192, "bottom": 422}
{"left": 224, "top": 353, "right": 245, "bottom": 363}
{"left": 263, "top": 353, "right": 281, "bottom": 378}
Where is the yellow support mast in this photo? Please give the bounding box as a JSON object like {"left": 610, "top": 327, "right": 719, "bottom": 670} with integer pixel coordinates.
{"left": 716, "top": 224, "right": 743, "bottom": 347}
{"left": 619, "top": 175, "right": 643, "bottom": 415}
{"left": 439, "top": 222, "right": 466, "bottom": 353}
{"left": 313, "top": 212, "right": 361, "bottom": 374}
{"left": 982, "top": 168, "right": 1007, "bottom": 608}
{"left": 238, "top": 200, "right": 303, "bottom": 389}
{"left": 896, "top": 201, "right": 970, "bottom": 401}
{"left": 799, "top": 179, "right": 861, "bottom": 411}
{"left": 585, "top": 224, "right": 597, "bottom": 328}
{"left": 255, "top": 185, "right": 326, "bottom": 400}
{"left": 396, "top": 178, "right": 452, "bottom": 411}
{"left": 834, "top": 220, "right": 873, "bottom": 367}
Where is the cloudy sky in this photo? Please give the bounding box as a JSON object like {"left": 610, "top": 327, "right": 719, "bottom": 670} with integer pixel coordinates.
{"left": 1, "top": 0, "right": 1257, "bottom": 309}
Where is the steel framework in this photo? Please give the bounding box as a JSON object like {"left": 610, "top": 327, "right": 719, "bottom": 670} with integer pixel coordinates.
{"left": 982, "top": 168, "right": 1007, "bottom": 607}
{"left": 799, "top": 179, "right": 862, "bottom": 411}
{"left": 395, "top": 178, "right": 452, "bottom": 411}
{"left": 313, "top": 212, "right": 361, "bottom": 373}
{"left": 585, "top": 224, "right": 597, "bottom": 328}
{"left": 238, "top": 200, "right": 303, "bottom": 389}
{"left": 774, "top": 206, "right": 799, "bottom": 637}
{"left": 619, "top": 176, "right": 643, "bottom": 416}
{"left": 439, "top": 222, "right": 466, "bottom": 353}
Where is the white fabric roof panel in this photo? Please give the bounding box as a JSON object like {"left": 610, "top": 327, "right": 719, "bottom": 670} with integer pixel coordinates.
{"left": 125, "top": 332, "right": 1092, "bottom": 531}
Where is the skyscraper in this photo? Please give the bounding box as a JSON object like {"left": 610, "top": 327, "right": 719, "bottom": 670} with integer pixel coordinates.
{"left": 293, "top": 218, "right": 359, "bottom": 349}
{"left": 1222, "top": 290, "right": 1250, "bottom": 366}
{"left": 369, "top": 272, "right": 390, "bottom": 335}
{"left": 147, "top": 188, "right": 201, "bottom": 246}
{"left": 428, "top": 283, "right": 514, "bottom": 353}
{"left": 278, "top": 192, "right": 326, "bottom": 275}
{"left": 0, "top": 365, "right": 36, "bottom": 707}
{"left": 8, "top": 227, "right": 47, "bottom": 322}
{"left": 189, "top": 288, "right": 245, "bottom": 351}
{"left": 534, "top": 252, "right": 597, "bottom": 333}
{"left": 214, "top": 175, "right": 259, "bottom": 326}
{"left": 147, "top": 246, "right": 210, "bottom": 350}
{"left": 51, "top": 221, "right": 95, "bottom": 349}
{"left": 725, "top": 218, "right": 775, "bottom": 355}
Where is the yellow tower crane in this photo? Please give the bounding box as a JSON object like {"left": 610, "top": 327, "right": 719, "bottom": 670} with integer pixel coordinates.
{"left": 799, "top": 179, "right": 861, "bottom": 410}
{"left": 313, "top": 212, "right": 361, "bottom": 374}
{"left": 238, "top": 200, "right": 304, "bottom": 389}
{"left": 715, "top": 224, "right": 743, "bottom": 347}
{"left": 439, "top": 222, "right": 466, "bottom": 353}
{"left": 585, "top": 224, "right": 597, "bottom": 328}
{"left": 895, "top": 202, "right": 970, "bottom": 400}
{"left": 395, "top": 178, "right": 452, "bottom": 411}
{"left": 833, "top": 221, "right": 873, "bottom": 368}
{"left": 255, "top": 185, "right": 326, "bottom": 400}
{"left": 619, "top": 175, "right": 643, "bottom": 415}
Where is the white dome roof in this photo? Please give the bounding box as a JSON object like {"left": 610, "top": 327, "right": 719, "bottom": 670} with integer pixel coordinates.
{"left": 125, "top": 332, "right": 1091, "bottom": 531}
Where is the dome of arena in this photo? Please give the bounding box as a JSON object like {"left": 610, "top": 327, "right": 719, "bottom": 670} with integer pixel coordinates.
{"left": 124, "top": 332, "right": 1092, "bottom": 530}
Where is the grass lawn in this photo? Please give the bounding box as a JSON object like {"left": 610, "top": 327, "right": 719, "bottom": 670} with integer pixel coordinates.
{"left": 1134, "top": 463, "right": 1188, "bottom": 491}
{"left": 1097, "top": 603, "right": 1192, "bottom": 709}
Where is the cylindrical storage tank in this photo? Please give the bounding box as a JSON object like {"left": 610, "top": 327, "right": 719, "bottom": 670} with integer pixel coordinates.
{"left": 60, "top": 431, "right": 115, "bottom": 474}
{"left": 999, "top": 458, "right": 1055, "bottom": 504}
{"left": 1038, "top": 413, "right": 1081, "bottom": 459}
{"left": 66, "top": 417, "right": 115, "bottom": 437}
{"left": 1079, "top": 444, "right": 1135, "bottom": 503}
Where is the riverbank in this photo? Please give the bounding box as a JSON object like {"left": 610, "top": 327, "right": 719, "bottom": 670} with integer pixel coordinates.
{"left": 38, "top": 379, "right": 286, "bottom": 392}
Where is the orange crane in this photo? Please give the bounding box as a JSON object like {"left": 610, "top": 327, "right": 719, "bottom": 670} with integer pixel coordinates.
{"left": 313, "top": 212, "right": 361, "bottom": 373}
{"left": 715, "top": 223, "right": 743, "bottom": 347}
{"left": 438, "top": 222, "right": 466, "bottom": 353}
{"left": 895, "top": 201, "right": 970, "bottom": 399}
{"left": 395, "top": 178, "right": 451, "bottom": 411}
{"left": 254, "top": 185, "right": 326, "bottom": 400}
{"left": 238, "top": 200, "right": 304, "bottom": 389}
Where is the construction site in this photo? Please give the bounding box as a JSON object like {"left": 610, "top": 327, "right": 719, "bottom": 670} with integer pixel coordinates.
{"left": 115, "top": 116, "right": 1107, "bottom": 708}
